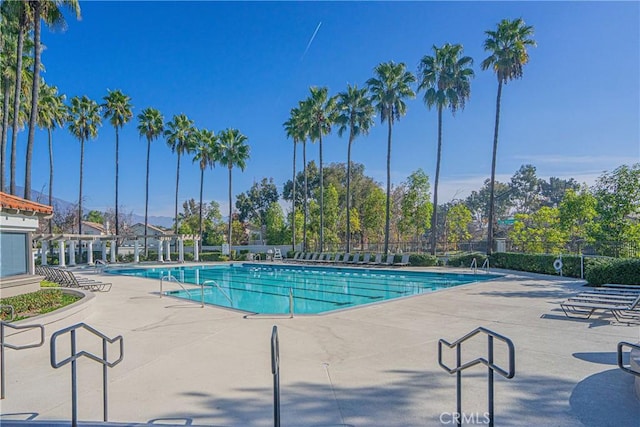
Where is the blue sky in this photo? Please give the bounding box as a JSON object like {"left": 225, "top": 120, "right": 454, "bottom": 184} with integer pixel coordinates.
{"left": 15, "top": 1, "right": 640, "bottom": 220}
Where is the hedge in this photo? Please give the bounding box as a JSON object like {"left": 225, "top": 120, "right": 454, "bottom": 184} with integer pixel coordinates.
{"left": 585, "top": 258, "right": 640, "bottom": 286}
{"left": 447, "top": 252, "right": 488, "bottom": 268}
{"left": 408, "top": 253, "right": 438, "bottom": 267}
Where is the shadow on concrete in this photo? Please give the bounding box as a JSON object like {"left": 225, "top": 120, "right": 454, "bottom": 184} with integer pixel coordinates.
{"left": 573, "top": 351, "right": 629, "bottom": 366}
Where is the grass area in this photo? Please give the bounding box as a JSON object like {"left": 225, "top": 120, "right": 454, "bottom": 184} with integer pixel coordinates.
{"left": 0, "top": 288, "right": 81, "bottom": 321}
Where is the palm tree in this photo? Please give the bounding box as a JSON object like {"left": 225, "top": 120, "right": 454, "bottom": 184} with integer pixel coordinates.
{"left": 137, "top": 107, "right": 164, "bottom": 256}
{"left": 192, "top": 128, "right": 218, "bottom": 249}
{"left": 24, "top": 0, "right": 81, "bottom": 200}
{"left": 366, "top": 61, "right": 416, "bottom": 254}
{"left": 283, "top": 107, "right": 305, "bottom": 251}
{"left": 0, "top": 8, "right": 20, "bottom": 192}
{"left": 418, "top": 43, "right": 474, "bottom": 255}
{"left": 164, "top": 114, "right": 195, "bottom": 235}
{"left": 304, "top": 86, "right": 337, "bottom": 252}
{"left": 482, "top": 18, "right": 536, "bottom": 254}
{"left": 336, "top": 84, "right": 374, "bottom": 253}
{"left": 36, "top": 82, "right": 66, "bottom": 232}
{"left": 102, "top": 89, "right": 133, "bottom": 255}
{"left": 67, "top": 95, "right": 102, "bottom": 234}
{"left": 217, "top": 128, "right": 250, "bottom": 246}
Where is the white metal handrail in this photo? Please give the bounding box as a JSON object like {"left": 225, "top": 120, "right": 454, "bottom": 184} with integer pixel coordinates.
{"left": 160, "top": 274, "right": 204, "bottom": 307}
{"left": 202, "top": 280, "right": 232, "bottom": 305}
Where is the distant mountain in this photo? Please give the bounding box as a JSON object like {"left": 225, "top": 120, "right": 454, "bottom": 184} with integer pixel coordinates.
{"left": 14, "top": 186, "right": 174, "bottom": 228}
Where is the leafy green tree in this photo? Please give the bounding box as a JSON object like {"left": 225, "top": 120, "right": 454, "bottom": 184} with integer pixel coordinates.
{"left": 418, "top": 43, "right": 474, "bottom": 254}
{"left": 540, "top": 176, "right": 579, "bottom": 208}
{"left": 177, "top": 199, "right": 224, "bottom": 246}
{"left": 482, "top": 18, "right": 536, "bottom": 254}
{"left": 67, "top": 95, "right": 102, "bottom": 234}
{"left": 24, "top": 0, "right": 81, "bottom": 200}
{"left": 510, "top": 206, "right": 567, "bottom": 254}
{"left": 591, "top": 164, "right": 640, "bottom": 257}
{"left": 304, "top": 86, "right": 337, "bottom": 251}
{"left": 192, "top": 128, "right": 219, "bottom": 247}
{"left": 558, "top": 187, "right": 597, "bottom": 251}
{"left": 165, "top": 114, "right": 196, "bottom": 234}
{"left": 282, "top": 160, "right": 319, "bottom": 206}
{"left": 336, "top": 84, "right": 374, "bottom": 253}
{"left": 36, "top": 82, "right": 66, "bottom": 232}
{"left": 323, "top": 183, "right": 340, "bottom": 248}
{"left": 445, "top": 203, "right": 472, "bottom": 250}
{"left": 103, "top": 89, "right": 133, "bottom": 252}
{"left": 361, "top": 186, "right": 386, "bottom": 246}
{"left": 231, "top": 215, "right": 248, "bottom": 246}
{"left": 84, "top": 210, "right": 104, "bottom": 224}
{"left": 399, "top": 169, "right": 432, "bottom": 243}
{"left": 265, "top": 202, "right": 286, "bottom": 244}
{"left": 509, "top": 164, "right": 543, "bottom": 214}
{"left": 367, "top": 61, "right": 416, "bottom": 253}
{"left": 465, "top": 178, "right": 511, "bottom": 227}
{"left": 137, "top": 107, "right": 164, "bottom": 256}
{"left": 218, "top": 128, "right": 250, "bottom": 245}
{"left": 236, "top": 177, "right": 279, "bottom": 229}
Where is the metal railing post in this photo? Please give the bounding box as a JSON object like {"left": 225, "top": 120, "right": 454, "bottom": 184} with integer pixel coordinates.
{"left": 71, "top": 329, "right": 78, "bottom": 427}
{"left": 1, "top": 316, "right": 45, "bottom": 400}
{"left": 456, "top": 343, "right": 462, "bottom": 427}
{"left": 289, "top": 288, "right": 294, "bottom": 319}
{"left": 271, "top": 326, "right": 280, "bottom": 427}
{"left": 488, "top": 335, "right": 494, "bottom": 427}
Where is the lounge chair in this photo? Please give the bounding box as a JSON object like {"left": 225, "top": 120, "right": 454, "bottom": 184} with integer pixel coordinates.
{"left": 285, "top": 252, "right": 301, "bottom": 263}
{"left": 368, "top": 253, "right": 383, "bottom": 266}
{"left": 311, "top": 253, "right": 326, "bottom": 263}
{"left": 333, "top": 253, "right": 348, "bottom": 264}
{"left": 560, "top": 294, "right": 640, "bottom": 323}
{"left": 346, "top": 253, "right": 360, "bottom": 265}
{"left": 59, "top": 270, "right": 112, "bottom": 292}
{"left": 321, "top": 253, "right": 335, "bottom": 263}
{"left": 295, "top": 253, "right": 312, "bottom": 263}
{"left": 393, "top": 254, "right": 410, "bottom": 267}
{"left": 357, "top": 253, "right": 371, "bottom": 265}
{"left": 380, "top": 254, "right": 395, "bottom": 267}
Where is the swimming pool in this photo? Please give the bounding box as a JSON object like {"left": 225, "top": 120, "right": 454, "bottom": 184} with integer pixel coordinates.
{"left": 107, "top": 263, "right": 499, "bottom": 314}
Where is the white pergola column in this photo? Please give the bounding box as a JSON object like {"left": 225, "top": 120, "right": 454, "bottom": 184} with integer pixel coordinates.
{"left": 164, "top": 240, "right": 171, "bottom": 262}
{"left": 178, "top": 237, "right": 184, "bottom": 263}
{"left": 110, "top": 240, "right": 116, "bottom": 263}
{"left": 41, "top": 241, "right": 48, "bottom": 266}
{"left": 194, "top": 238, "right": 200, "bottom": 262}
{"left": 157, "top": 239, "right": 164, "bottom": 262}
{"left": 134, "top": 240, "right": 140, "bottom": 263}
{"left": 68, "top": 241, "right": 76, "bottom": 266}
{"left": 101, "top": 242, "right": 108, "bottom": 262}
{"left": 58, "top": 240, "right": 66, "bottom": 267}
{"left": 87, "top": 240, "right": 94, "bottom": 265}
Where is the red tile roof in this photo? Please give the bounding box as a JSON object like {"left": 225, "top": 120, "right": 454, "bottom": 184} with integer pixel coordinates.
{"left": 0, "top": 192, "right": 53, "bottom": 215}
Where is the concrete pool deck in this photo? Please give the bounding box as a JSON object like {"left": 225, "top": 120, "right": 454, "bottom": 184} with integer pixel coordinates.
{"left": 1, "top": 264, "right": 638, "bottom": 426}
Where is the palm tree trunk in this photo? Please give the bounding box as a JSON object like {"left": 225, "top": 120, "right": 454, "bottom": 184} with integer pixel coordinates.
{"left": 198, "top": 166, "right": 204, "bottom": 250}
{"left": 319, "top": 135, "right": 324, "bottom": 252}
{"left": 144, "top": 137, "right": 151, "bottom": 257}
{"left": 228, "top": 166, "right": 232, "bottom": 245}
{"left": 346, "top": 132, "right": 354, "bottom": 253}
{"left": 384, "top": 119, "right": 392, "bottom": 254}
{"left": 292, "top": 139, "right": 296, "bottom": 251}
{"left": 10, "top": 13, "right": 25, "bottom": 195}
{"left": 487, "top": 79, "right": 503, "bottom": 255}
{"left": 48, "top": 128, "right": 53, "bottom": 233}
{"left": 174, "top": 151, "right": 181, "bottom": 235}
{"left": 303, "top": 140, "right": 307, "bottom": 252}
{"left": 25, "top": 0, "right": 41, "bottom": 200}
{"left": 430, "top": 105, "right": 443, "bottom": 255}
{"left": 114, "top": 126, "right": 120, "bottom": 257}
{"left": 79, "top": 138, "right": 84, "bottom": 234}
{"left": 1, "top": 76, "right": 10, "bottom": 192}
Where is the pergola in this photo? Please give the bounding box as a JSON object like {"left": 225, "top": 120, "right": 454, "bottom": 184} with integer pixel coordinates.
{"left": 33, "top": 233, "right": 201, "bottom": 266}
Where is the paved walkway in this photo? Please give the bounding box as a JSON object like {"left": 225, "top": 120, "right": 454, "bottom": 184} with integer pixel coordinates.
{"left": 1, "top": 264, "right": 638, "bottom": 426}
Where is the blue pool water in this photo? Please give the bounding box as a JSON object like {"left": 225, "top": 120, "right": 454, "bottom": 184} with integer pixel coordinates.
{"left": 107, "top": 263, "right": 498, "bottom": 314}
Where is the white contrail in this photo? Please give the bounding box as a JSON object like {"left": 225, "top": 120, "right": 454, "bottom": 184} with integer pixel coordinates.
{"left": 301, "top": 21, "right": 322, "bottom": 61}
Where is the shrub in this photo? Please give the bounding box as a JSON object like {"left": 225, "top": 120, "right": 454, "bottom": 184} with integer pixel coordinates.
{"left": 408, "top": 253, "right": 438, "bottom": 267}
{"left": 448, "top": 252, "right": 487, "bottom": 268}
{"left": 199, "top": 252, "right": 229, "bottom": 262}
{"left": 585, "top": 258, "right": 640, "bottom": 286}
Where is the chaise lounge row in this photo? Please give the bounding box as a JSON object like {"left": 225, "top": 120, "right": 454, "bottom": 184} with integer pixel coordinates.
{"left": 285, "top": 252, "right": 410, "bottom": 267}
{"left": 35, "top": 265, "right": 112, "bottom": 292}
{"left": 560, "top": 284, "right": 640, "bottom": 323}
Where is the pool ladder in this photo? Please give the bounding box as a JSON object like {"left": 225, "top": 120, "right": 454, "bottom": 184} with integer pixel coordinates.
{"left": 470, "top": 257, "right": 490, "bottom": 274}
{"left": 159, "top": 274, "right": 204, "bottom": 307}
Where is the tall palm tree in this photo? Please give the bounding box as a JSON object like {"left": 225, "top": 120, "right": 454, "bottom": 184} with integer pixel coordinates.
{"left": 298, "top": 99, "right": 312, "bottom": 252}
{"left": 24, "top": 0, "right": 81, "bottom": 200}
{"left": 304, "top": 86, "right": 337, "bottom": 252}
{"left": 0, "top": 8, "right": 20, "bottom": 192}
{"left": 36, "top": 82, "right": 66, "bottom": 232}
{"left": 366, "top": 61, "right": 416, "bottom": 254}
{"left": 137, "top": 107, "right": 164, "bottom": 256}
{"left": 217, "top": 128, "right": 250, "bottom": 246}
{"left": 482, "top": 18, "right": 536, "bottom": 254}
{"left": 164, "top": 114, "right": 195, "bottom": 235}
{"left": 336, "top": 84, "right": 374, "bottom": 253}
{"left": 283, "top": 107, "right": 305, "bottom": 251}
{"left": 102, "top": 89, "right": 133, "bottom": 254}
{"left": 418, "top": 43, "right": 474, "bottom": 255}
{"left": 192, "top": 128, "right": 218, "bottom": 249}
{"left": 67, "top": 95, "right": 102, "bottom": 234}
